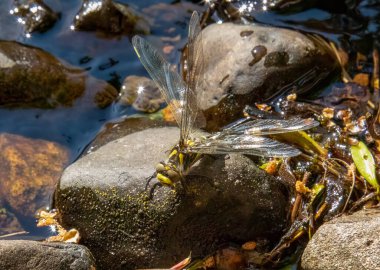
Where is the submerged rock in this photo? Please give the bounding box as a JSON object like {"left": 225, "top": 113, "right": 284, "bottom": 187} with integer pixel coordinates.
{"left": 73, "top": 0, "right": 150, "bottom": 36}
{"left": 0, "top": 133, "right": 69, "bottom": 222}
{"left": 0, "top": 240, "right": 96, "bottom": 270}
{"left": 196, "top": 23, "right": 337, "bottom": 130}
{"left": 119, "top": 75, "right": 164, "bottom": 113}
{"left": 55, "top": 127, "right": 288, "bottom": 269}
{"left": 0, "top": 40, "right": 118, "bottom": 108}
{"left": 10, "top": 0, "right": 60, "bottom": 33}
{"left": 301, "top": 209, "right": 380, "bottom": 270}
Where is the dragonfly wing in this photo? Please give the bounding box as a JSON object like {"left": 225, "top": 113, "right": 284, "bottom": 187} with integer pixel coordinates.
{"left": 180, "top": 11, "right": 205, "bottom": 142}
{"left": 225, "top": 118, "right": 319, "bottom": 135}
{"left": 189, "top": 134, "right": 301, "bottom": 157}
{"left": 132, "top": 35, "right": 186, "bottom": 126}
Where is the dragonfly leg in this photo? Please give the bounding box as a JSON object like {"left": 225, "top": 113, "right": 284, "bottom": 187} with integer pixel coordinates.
{"left": 147, "top": 182, "right": 163, "bottom": 200}
{"left": 144, "top": 172, "right": 157, "bottom": 191}
{"left": 144, "top": 172, "right": 164, "bottom": 200}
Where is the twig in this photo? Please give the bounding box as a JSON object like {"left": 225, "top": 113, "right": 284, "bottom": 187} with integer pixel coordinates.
{"left": 291, "top": 172, "right": 311, "bottom": 222}
{"left": 373, "top": 48, "right": 379, "bottom": 91}
{"left": 0, "top": 231, "right": 29, "bottom": 238}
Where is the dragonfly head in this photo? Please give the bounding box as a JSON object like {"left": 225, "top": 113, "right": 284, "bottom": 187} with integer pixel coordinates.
{"left": 155, "top": 162, "right": 181, "bottom": 187}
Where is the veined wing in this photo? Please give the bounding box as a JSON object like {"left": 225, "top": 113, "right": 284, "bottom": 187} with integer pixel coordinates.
{"left": 187, "top": 117, "right": 319, "bottom": 157}
{"left": 224, "top": 118, "right": 319, "bottom": 135}
{"left": 189, "top": 134, "right": 301, "bottom": 157}
{"left": 180, "top": 11, "right": 205, "bottom": 142}
{"left": 132, "top": 35, "right": 185, "bottom": 126}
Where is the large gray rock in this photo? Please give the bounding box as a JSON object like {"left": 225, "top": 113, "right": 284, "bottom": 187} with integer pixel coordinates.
{"left": 197, "top": 23, "right": 337, "bottom": 130}
{"left": 0, "top": 240, "right": 96, "bottom": 270}
{"left": 55, "top": 127, "right": 288, "bottom": 269}
{"left": 301, "top": 209, "right": 380, "bottom": 270}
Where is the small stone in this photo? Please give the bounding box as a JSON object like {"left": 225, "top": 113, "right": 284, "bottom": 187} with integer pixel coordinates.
{"left": 10, "top": 0, "right": 60, "bottom": 33}
{"left": 73, "top": 0, "right": 150, "bottom": 36}
{"left": 301, "top": 209, "right": 380, "bottom": 270}
{"left": 0, "top": 240, "right": 96, "bottom": 270}
{"left": 119, "top": 75, "right": 164, "bottom": 113}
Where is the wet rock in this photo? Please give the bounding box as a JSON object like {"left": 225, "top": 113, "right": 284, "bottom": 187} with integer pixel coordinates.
{"left": 0, "top": 40, "right": 118, "bottom": 108}
{"left": 197, "top": 23, "right": 337, "bottom": 130}
{"left": 85, "top": 117, "right": 172, "bottom": 154}
{"left": 301, "top": 209, "right": 380, "bottom": 270}
{"left": 0, "top": 240, "right": 96, "bottom": 270}
{"left": 119, "top": 75, "right": 164, "bottom": 113}
{"left": 55, "top": 127, "right": 288, "bottom": 269}
{"left": 10, "top": 0, "right": 60, "bottom": 33}
{"left": 73, "top": 0, "right": 150, "bottom": 36}
{"left": 0, "top": 207, "right": 23, "bottom": 236}
{"left": 0, "top": 133, "right": 69, "bottom": 221}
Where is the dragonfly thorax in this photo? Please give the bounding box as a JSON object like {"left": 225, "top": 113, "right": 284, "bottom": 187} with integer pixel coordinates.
{"left": 155, "top": 142, "right": 200, "bottom": 187}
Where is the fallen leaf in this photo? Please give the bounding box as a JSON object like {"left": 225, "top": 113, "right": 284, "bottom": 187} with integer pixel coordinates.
{"left": 351, "top": 141, "right": 379, "bottom": 189}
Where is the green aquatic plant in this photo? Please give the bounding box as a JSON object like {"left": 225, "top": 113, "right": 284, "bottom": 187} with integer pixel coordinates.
{"left": 350, "top": 141, "right": 379, "bottom": 191}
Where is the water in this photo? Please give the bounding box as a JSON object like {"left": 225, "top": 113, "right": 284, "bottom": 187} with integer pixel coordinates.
{"left": 0, "top": 0, "right": 193, "bottom": 160}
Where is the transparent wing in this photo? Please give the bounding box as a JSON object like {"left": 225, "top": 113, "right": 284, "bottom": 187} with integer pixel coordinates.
{"left": 180, "top": 11, "right": 205, "bottom": 142}
{"left": 224, "top": 118, "right": 319, "bottom": 135}
{"left": 187, "top": 117, "right": 319, "bottom": 157}
{"left": 132, "top": 11, "right": 204, "bottom": 142}
{"left": 189, "top": 134, "right": 301, "bottom": 157}
{"left": 132, "top": 35, "right": 185, "bottom": 126}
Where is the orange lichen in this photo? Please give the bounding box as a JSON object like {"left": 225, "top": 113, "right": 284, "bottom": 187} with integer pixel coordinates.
{"left": 295, "top": 180, "right": 311, "bottom": 194}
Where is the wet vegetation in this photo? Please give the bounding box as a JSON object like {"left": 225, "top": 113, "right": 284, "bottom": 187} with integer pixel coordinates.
{"left": 0, "top": 0, "right": 380, "bottom": 269}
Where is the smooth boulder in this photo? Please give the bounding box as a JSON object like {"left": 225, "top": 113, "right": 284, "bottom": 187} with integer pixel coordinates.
{"left": 73, "top": 0, "right": 150, "bottom": 36}
{"left": 55, "top": 127, "right": 288, "bottom": 269}
{"left": 0, "top": 41, "right": 117, "bottom": 108}
{"left": 0, "top": 240, "right": 96, "bottom": 270}
{"left": 197, "top": 23, "right": 337, "bottom": 130}
{"left": 301, "top": 209, "right": 380, "bottom": 270}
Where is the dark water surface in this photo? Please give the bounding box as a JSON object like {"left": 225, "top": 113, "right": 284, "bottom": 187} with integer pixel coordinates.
{"left": 0, "top": 0, "right": 378, "bottom": 240}
{"left": 0, "top": 0, "right": 193, "bottom": 160}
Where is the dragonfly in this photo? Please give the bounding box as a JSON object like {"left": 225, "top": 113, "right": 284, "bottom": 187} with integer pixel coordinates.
{"left": 132, "top": 11, "right": 319, "bottom": 188}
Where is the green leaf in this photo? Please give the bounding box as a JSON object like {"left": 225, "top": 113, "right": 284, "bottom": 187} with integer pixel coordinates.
{"left": 274, "top": 131, "right": 327, "bottom": 157}
{"left": 351, "top": 141, "right": 379, "bottom": 189}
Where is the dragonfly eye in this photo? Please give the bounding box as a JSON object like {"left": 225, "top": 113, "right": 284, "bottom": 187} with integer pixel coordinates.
{"left": 155, "top": 163, "right": 165, "bottom": 173}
